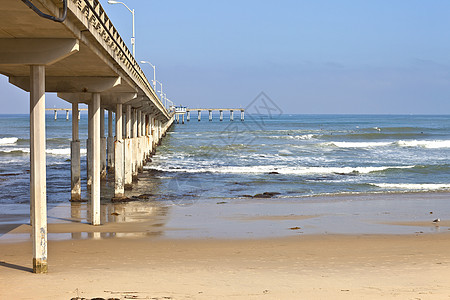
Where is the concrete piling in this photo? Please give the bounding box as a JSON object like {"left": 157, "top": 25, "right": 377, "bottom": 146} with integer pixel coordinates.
{"left": 124, "top": 105, "right": 133, "bottom": 189}
{"left": 90, "top": 93, "right": 101, "bottom": 226}
{"left": 100, "top": 108, "right": 107, "bottom": 179}
{"left": 114, "top": 103, "right": 124, "bottom": 198}
{"left": 107, "top": 110, "right": 114, "bottom": 171}
{"left": 30, "top": 65, "right": 48, "bottom": 274}
{"left": 70, "top": 102, "right": 81, "bottom": 201}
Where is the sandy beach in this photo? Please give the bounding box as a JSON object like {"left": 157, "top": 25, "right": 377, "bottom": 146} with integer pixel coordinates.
{"left": 1, "top": 192, "right": 450, "bottom": 299}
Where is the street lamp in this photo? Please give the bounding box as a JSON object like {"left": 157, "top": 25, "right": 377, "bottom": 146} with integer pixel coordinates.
{"left": 108, "top": 0, "right": 135, "bottom": 57}
{"left": 140, "top": 60, "right": 156, "bottom": 92}
{"left": 155, "top": 80, "right": 163, "bottom": 104}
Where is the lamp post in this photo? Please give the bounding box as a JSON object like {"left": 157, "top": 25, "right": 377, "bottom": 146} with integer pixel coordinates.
{"left": 155, "top": 80, "right": 163, "bottom": 105}
{"left": 140, "top": 60, "right": 156, "bottom": 92}
{"left": 163, "top": 93, "right": 168, "bottom": 109}
{"left": 108, "top": 0, "right": 135, "bottom": 57}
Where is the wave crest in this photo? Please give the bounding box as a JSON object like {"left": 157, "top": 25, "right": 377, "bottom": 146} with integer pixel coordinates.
{"left": 0, "top": 137, "right": 18, "bottom": 145}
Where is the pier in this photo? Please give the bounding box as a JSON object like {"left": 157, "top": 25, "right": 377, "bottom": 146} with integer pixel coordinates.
{"left": 0, "top": 0, "right": 174, "bottom": 273}
{"left": 46, "top": 108, "right": 88, "bottom": 120}
{"left": 183, "top": 108, "right": 245, "bottom": 122}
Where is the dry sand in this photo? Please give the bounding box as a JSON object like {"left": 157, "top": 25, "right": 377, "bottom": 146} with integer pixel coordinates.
{"left": 1, "top": 193, "right": 450, "bottom": 299}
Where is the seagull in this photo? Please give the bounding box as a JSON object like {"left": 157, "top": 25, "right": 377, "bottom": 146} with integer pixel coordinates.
{"left": 432, "top": 218, "right": 440, "bottom": 223}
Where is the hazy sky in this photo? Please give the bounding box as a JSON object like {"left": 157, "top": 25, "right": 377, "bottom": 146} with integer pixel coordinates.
{"left": 2, "top": 0, "right": 450, "bottom": 114}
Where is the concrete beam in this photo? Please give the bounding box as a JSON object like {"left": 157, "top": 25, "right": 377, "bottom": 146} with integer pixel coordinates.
{"left": 10, "top": 76, "right": 121, "bottom": 93}
{"left": 0, "top": 39, "right": 79, "bottom": 65}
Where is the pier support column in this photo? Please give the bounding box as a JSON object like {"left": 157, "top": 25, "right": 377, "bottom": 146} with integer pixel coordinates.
{"left": 89, "top": 93, "right": 101, "bottom": 226}
{"left": 132, "top": 109, "right": 138, "bottom": 180}
{"left": 182, "top": 114, "right": 185, "bottom": 124}
{"left": 107, "top": 110, "right": 114, "bottom": 171}
{"left": 187, "top": 111, "right": 190, "bottom": 121}
{"left": 70, "top": 101, "right": 81, "bottom": 201}
{"left": 100, "top": 108, "right": 107, "bottom": 179}
{"left": 209, "top": 110, "right": 212, "bottom": 121}
{"left": 230, "top": 110, "right": 234, "bottom": 121}
{"left": 241, "top": 110, "right": 244, "bottom": 121}
{"left": 220, "top": 110, "right": 223, "bottom": 121}
{"left": 158, "top": 120, "right": 162, "bottom": 142}
{"left": 124, "top": 105, "right": 133, "bottom": 189}
{"left": 137, "top": 110, "right": 143, "bottom": 173}
{"left": 30, "top": 65, "right": 47, "bottom": 273}
{"left": 176, "top": 114, "right": 179, "bottom": 124}
{"left": 114, "top": 103, "right": 124, "bottom": 198}
{"left": 198, "top": 110, "right": 201, "bottom": 122}
{"left": 87, "top": 106, "right": 92, "bottom": 189}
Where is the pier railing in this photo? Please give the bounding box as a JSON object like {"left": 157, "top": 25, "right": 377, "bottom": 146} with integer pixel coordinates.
{"left": 69, "top": 0, "right": 166, "bottom": 115}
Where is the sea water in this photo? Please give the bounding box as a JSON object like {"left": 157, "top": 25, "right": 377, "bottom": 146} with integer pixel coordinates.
{"left": 150, "top": 114, "right": 450, "bottom": 201}
{"left": 1, "top": 114, "right": 450, "bottom": 209}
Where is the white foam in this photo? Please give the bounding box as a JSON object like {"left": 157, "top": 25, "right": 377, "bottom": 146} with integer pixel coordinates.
{"left": 47, "top": 148, "right": 87, "bottom": 156}
{"left": 146, "top": 165, "right": 414, "bottom": 175}
{"left": 371, "top": 183, "right": 450, "bottom": 191}
{"left": 0, "top": 137, "right": 18, "bottom": 145}
{"left": 329, "top": 141, "right": 391, "bottom": 148}
{"left": 0, "top": 147, "right": 87, "bottom": 156}
{"left": 396, "top": 140, "right": 450, "bottom": 149}
{"left": 271, "top": 134, "right": 316, "bottom": 140}
{"left": 278, "top": 149, "right": 293, "bottom": 156}
{"left": 0, "top": 147, "right": 29, "bottom": 154}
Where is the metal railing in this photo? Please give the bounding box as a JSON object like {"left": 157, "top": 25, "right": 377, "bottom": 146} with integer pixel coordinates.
{"left": 69, "top": 0, "right": 166, "bottom": 115}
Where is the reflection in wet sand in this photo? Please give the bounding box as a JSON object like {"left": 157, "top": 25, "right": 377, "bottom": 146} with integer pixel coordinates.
{"left": 68, "top": 200, "right": 171, "bottom": 240}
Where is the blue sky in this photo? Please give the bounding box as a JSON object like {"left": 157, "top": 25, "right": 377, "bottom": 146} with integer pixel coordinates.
{"left": 2, "top": 0, "right": 450, "bottom": 114}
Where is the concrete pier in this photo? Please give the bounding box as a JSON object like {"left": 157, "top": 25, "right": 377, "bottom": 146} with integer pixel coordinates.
{"left": 70, "top": 102, "right": 81, "bottom": 201}
{"left": 90, "top": 93, "right": 101, "bottom": 226}
{"left": 132, "top": 109, "right": 138, "bottom": 180}
{"left": 184, "top": 109, "right": 244, "bottom": 123}
{"left": 100, "top": 108, "right": 107, "bottom": 179}
{"left": 30, "top": 65, "right": 48, "bottom": 274}
{"left": 0, "top": 0, "right": 175, "bottom": 273}
{"left": 107, "top": 110, "right": 114, "bottom": 171}
{"left": 124, "top": 105, "right": 133, "bottom": 189}
{"left": 114, "top": 103, "right": 124, "bottom": 198}
{"left": 87, "top": 107, "right": 92, "bottom": 189}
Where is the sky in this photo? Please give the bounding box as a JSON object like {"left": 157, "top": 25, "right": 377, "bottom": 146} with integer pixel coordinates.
{"left": 2, "top": 0, "right": 450, "bottom": 114}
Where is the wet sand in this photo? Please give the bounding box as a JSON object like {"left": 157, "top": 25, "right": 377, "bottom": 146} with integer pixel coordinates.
{"left": 1, "top": 192, "right": 450, "bottom": 299}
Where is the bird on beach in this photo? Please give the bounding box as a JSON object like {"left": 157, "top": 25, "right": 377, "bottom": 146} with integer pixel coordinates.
{"left": 432, "top": 218, "right": 440, "bottom": 223}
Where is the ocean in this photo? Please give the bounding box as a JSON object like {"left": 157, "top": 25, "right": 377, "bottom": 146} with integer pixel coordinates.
{"left": 1, "top": 113, "right": 450, "bottom": 209}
